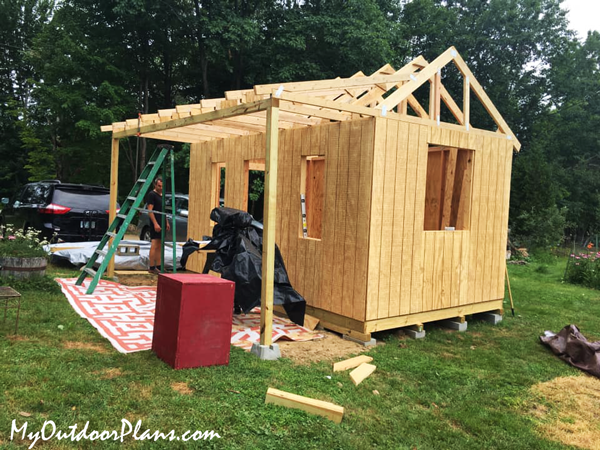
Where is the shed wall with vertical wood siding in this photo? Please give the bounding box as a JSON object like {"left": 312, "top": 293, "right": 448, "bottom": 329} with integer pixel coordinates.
{"left": 187, "top": 118, "right": 375, "bottom": 323}
{"left": 364, "top": 118, "right": 512, "bottom": 329}
{"left": 186, "top": 115, "right": 512, "bottom": 333}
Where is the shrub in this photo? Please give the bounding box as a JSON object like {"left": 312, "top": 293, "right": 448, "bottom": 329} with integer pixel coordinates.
{"left": 511, "top": 205, "right": 567, "bottom": 251}
{"left": 0, "top": 224, "right": 49, "bottom": 258}
{"left": 564, "top": 250, "right": 600, "bottom": 289}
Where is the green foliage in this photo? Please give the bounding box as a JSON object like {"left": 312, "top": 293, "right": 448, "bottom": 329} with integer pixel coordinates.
{"left": 0, "top": 0, "right": 54, "bottom": 198}
{"left": 0, "top": 225, "right": 49, "bottom": 258}
{"left": 0, "top": 273, "right": 61, "bottom": 293}
{"left": 565, "top": 250, "right": 600, "bottom": 289}
{"left": 512, "top": 205, "right": 568, "bottom": 250}
{"left": 248, "top": 172, "right": 264, "bottom": 202}
{"left": 1, "top": 0, "right": 598, "bottom": 249}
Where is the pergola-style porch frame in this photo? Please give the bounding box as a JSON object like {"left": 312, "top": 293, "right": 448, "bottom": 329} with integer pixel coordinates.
{"left": 101, "top": 46, "right": 520, "bottom": 347}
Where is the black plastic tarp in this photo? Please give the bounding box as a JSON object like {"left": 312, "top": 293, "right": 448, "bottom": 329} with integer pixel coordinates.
{"left": 181, "top": 207, "right": 306, "bottom": 325}
{"left": 540, "top": 325, "right": 600, "bottom": 379}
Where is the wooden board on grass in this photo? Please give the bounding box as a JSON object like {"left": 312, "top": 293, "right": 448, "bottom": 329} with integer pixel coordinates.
{"left": 265, "top": 388, "right": 344, "bottom": 423}
{"left": 349, "top": 363, "right": 376, "bottom": 386}
{"left": 333, "top": 355, "right": 374, "bottom": 372}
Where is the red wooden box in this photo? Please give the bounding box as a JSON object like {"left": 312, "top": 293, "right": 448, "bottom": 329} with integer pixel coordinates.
{"left": 152, "top": 274, "right": 235, "bottom": 369}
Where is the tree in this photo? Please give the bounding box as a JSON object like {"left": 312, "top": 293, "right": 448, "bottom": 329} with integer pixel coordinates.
{"left": 530, "top": 31, "right": 600, "bottom": 241}
{"left": 0, "top": 0, "right": 53, "bottom": 197}
{"left": 399, "top": 0, "right": 572, "bottom": 142}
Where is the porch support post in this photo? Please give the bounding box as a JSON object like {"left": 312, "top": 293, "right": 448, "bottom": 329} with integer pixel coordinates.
{"left": 107, "top": 138, "right": 119, "bottom": 278}
{"left": 259, "top": 97, "right": 280, "bottom": 348}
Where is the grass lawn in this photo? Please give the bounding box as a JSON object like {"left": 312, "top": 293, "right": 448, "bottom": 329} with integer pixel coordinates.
{"left": 1, "top": 259, "right": 599, "bottom": 449}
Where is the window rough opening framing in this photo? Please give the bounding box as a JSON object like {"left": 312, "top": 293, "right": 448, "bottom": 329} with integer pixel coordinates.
{"left": 244, "top": 159, "right": 265, "bottom": 222}
{"left": 424, "top": 146, "right": 474, "bottom": 231}
{"left": 210, "top": 162, "right": 226, "bottom": 225}
{"left": 301, "top": 156, "right": 325, "bottom": 239}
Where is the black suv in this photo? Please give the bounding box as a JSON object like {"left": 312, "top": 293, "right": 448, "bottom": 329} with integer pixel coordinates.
{"left": 1, "top": 181, "right": 116, "bottom": 242}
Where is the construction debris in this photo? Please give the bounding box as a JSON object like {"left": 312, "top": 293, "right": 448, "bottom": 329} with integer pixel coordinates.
{"left": 302, "top": 314, "right": 320, "bottom": 331}
{"left": 332, "top": 355, "right": 373, "bottom": 372}
{"left": 265, "top": 388, "right": 344, "bottom": 423}
{"left": 349, "top": 363, "right": 377, "bottom": 386}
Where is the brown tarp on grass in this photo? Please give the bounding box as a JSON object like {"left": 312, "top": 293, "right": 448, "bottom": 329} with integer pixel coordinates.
{"left": 540, "top": 325, "right": 600, "bottom": 378}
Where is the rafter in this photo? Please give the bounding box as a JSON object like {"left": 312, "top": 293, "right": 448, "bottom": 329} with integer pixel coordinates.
{"left": 377, "top": 47, "right": 457, "bottom": 111}
{"left": 143, "top": 130, "right": 216, "bottom": 143}
{"left": 452, "top": 52, "right": 519, "bottom": 149}
{"left": 101, "top": 46, "right": 519, "bottom": 150}
{"left": 279, "top": 101, "right": 350, "bottom": 122}
{"left": 254, "top": 72, "right": 411, "bottom": 96}
{"left": 112, "top": 99, "right": 271, "bottom": 139}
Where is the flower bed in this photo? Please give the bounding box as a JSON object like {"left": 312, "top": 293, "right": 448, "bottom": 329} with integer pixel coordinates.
{"left": 0, "top": 225, "right": 49, "bottom": 258}
{"left": 564, "top": 249, "right": 600, "bottom": 289}
{"left": 0, "top": 225, "right": 50, "bottom": 279}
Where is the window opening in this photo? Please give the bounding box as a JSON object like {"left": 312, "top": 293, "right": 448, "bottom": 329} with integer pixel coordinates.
{"left": 211, "top": 162, "right": 226, "bottom": 210}
{"left": 244, "top": 159, "right": 265, "bottom": 222}
{"left": 301, "top": 156, "right": 325, "bottom": 239}
{"left": 424, "top": 146, "right": 474, "bottom": 230}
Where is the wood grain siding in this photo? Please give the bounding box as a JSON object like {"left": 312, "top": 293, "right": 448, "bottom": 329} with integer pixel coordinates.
{"left": 187, "top": 118, "right": 376, "bottom": 322}
{"left": 186, "top": 141, "right": 213, "bottom": 273}
{"left": 425, "top": 130, "right": 509, "bottom": 307}
{"left": 389, "top": 122, "right": 409, "bottom": 317}
{"left": 366, "top": 119, "right": 429, "bottom": 319}
{"left": 187, "top": 117, "right": 512, "bottom": 330}
{"left": 409, "top": 125, "right": 429, "bottom": 314}
{"left": 498, "top": 141, "right": 513, "bottom": 298}
{"left": 368, "top": 124, "right": 509, "bottom": 320}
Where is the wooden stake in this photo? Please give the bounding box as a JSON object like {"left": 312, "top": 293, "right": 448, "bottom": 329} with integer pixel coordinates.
{"left": 107, "top": 138, "right": 119, "bottom": 278}
{"left": 505, "top": 263, "right": 515, "bottom": 316}
{"left": 260, "top": 97, "right": 279, "bottom": 346}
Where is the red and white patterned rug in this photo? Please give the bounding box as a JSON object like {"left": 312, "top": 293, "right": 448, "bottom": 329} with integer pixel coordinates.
{"left": 56, "top": 278, "right": 321, "bottom": 354}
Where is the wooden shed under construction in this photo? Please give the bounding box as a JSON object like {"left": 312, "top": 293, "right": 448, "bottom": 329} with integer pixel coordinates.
{"left": 102, "top": 46, "right": 520, "bottom": 343}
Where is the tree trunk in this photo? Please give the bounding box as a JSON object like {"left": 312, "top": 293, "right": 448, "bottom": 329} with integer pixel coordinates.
{"left": 140, "top": 75, "right": 149, "bottom": 169}
{"left": 163, "top": 33, "right": 172, "bottom": 107}
{"left": 193, "top": 0, "right": 210, "bottom": 97}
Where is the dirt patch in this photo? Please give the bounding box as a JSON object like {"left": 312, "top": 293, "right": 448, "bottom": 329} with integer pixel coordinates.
{"left": 63, "top": 341, "right": 109, "bottom": 354}
{"left": 531, "top": 375, "right": 600, "bottom": 449}
{"left": 117, "top": 274, "right": 157, "bottom": 287}
{"left": 6, "top": 335, "right": 30, "bottom": 342}
{"left": 171, "top": 382, "right": 194, "bottom": 395}
{"left": 94, "top": 368, "right": 123, "bottom": 379}
{"left": 130, "top": 382, "right": 153, "bottom": 400}
{"left": 277, "top": 330, "right": 372, "bottom": 365}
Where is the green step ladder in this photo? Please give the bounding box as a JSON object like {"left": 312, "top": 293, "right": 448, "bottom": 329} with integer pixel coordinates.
{"left": 76, "top": 144, "right": 177, "bottom": 294}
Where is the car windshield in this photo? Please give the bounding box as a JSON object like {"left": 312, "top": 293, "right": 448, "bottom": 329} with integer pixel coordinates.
{"left": 53, "top": 187, "right": 111, "bottom": 210}
{"left": 177, "top": 198, "right": 188, "bottom": 213}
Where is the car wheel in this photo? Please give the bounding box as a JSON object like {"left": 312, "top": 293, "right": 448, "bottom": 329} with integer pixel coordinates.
{"left": 141, "top": 227, "right": 152, "bottom": 242}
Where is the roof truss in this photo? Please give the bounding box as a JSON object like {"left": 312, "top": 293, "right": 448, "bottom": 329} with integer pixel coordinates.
{"left": 102, "top": 46, "right": 520, "bottom": 151}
